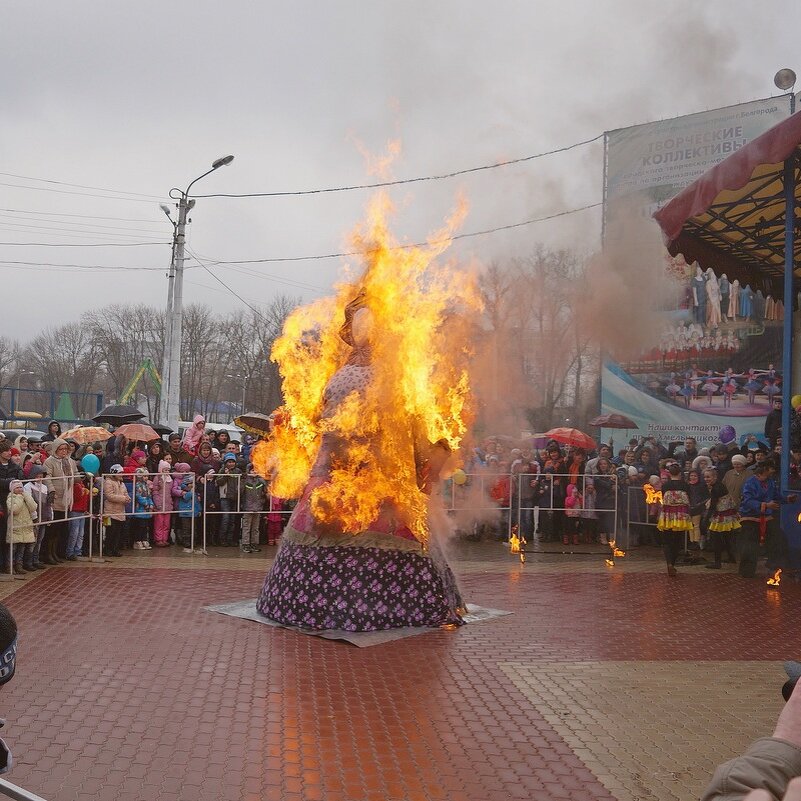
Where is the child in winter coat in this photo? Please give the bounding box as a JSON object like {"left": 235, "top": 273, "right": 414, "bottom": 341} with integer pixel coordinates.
{"left": 151, "top": 460, "right": 173, "bottom": 547}
{"left": 172, "top": 463, "right": 199, "bottom": 552}
{"left": 25, "top": 465, "right": 52, "bottom": 568}
{"left": 242, "top": 465, "right": 266, "bottom": 553}
{"left": 131, "top": 468, "right": 154, "bottom": 550}
{"left": 7, "top": 480, "right": 37, "bottom": 574}
{"left": 67, "top": 474, "right": 91, "bottom": 559}
{"left": 103, "top": 465, "right": 130, "bottom": 557}
{"left": 181, "top": 414, "right": 206, "bottom": 457}
{"left": 564, "top": 483, "right": 583, "bottom": 546}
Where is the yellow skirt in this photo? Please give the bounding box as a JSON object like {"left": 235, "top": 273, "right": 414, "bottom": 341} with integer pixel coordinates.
{"left": 708, "top": 520, "right": 741, "bottom": 532}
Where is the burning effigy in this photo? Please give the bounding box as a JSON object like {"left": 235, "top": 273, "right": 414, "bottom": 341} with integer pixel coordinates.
{"left": 252, "top": 191, "right": 481, "bottom": 631}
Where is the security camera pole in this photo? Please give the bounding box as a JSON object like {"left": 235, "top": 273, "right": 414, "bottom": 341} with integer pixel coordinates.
{"left": 158, "top": 155, "right": 235, "bottom": 430}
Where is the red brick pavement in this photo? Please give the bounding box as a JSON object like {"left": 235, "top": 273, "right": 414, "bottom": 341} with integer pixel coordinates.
{"left": 1, "top": 565, "right": 800, "bottom": 801}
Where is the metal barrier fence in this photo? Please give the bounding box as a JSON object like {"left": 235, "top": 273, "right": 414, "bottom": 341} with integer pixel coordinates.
{"left": 444, "top": 471, "right": 619, "bottom": 545}
{"left": 0, "top": 777, "right": 48, "bottom": 801}
{"left": 0, "top": 468, "right": 634, "bottom": 570}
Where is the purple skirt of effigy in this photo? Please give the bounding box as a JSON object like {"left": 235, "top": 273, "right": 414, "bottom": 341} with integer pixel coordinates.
{"left": 256, "top": 537, "right": 464, "bottom": 631}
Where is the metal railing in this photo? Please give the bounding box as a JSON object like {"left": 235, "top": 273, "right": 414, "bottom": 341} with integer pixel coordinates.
{"left": 0, "top": 777, "right": 48, "bottom": 801}
{"left": 444, "top": 470, "right": 620, "bottom": 546}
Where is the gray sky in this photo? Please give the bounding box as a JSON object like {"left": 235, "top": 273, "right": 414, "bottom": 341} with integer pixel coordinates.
{"left": 1, "top": 0, "right": 798, "bottom": 337}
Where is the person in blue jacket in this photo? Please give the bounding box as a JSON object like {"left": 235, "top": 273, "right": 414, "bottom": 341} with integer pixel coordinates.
{"left": 131, "top": 468, "right": 154, "bottom": 551}
{"left": 738, "top": 458, "right": 797, "bottom": 578}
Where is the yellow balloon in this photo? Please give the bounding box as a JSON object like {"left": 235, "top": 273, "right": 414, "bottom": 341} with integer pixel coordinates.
{"left": 792, "top": 394, "right": 801, "bottom": 409}
{"left": 452, "top": 468, "right": 467, "bottom": 485}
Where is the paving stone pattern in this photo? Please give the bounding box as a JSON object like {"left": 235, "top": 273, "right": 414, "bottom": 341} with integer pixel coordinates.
{"left": 0, "top": 544, "right": 798, "bottom": 800}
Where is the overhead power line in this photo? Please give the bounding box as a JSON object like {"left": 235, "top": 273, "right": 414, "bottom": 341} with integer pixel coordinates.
{"left": 0, "top": 260, "right": 165, "bottom": 273}
{"left": 0, "top": 208, "right": 164, "bottom": 224}
{"left": 185, "top": 247, "right": 268, "bottom": 318}
{"left": 0, "top": 181, "right": 165, "bottom": 204}
{"left": 0, "top": 221, "right": 166, "bottom": 240}
{"left": 0, "top": 171, "right": 163, "bottom": 200}
{"left": 194, "top": 201, "right": 601, "bottom": 266}
{"left": 192, "top": 134, "right": 604, "bottom": 198}
{"left": 0, "top": 241, "right": 169, "bottom": 247}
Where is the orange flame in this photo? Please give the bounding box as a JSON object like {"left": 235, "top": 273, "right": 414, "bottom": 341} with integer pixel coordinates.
{"left": 767, "top": 568, "right": 782, "bottom": 587}
{"left": 253, "top": 190, "right": 481, "bottom": 545}
{"left": 643, "top": 484, "right": 662, "bottom": 504}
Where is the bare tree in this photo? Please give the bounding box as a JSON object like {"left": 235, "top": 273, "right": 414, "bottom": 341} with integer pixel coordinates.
{"left": 23, "top": 323, "right": 101, "bottom": 417}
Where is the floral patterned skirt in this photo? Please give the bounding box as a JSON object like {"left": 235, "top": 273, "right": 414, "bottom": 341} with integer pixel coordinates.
{"left": 256, "top": 539, "right": 464, "bottom": 631}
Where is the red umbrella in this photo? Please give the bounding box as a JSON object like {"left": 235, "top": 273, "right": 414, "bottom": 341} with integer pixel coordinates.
{"left": 588, "top": 413, "right": 638, "bottom": 430}
{"left": 113, "top": 423, "right": 160, "bottom": 442}
{"left": 544, "top": 427, "right": 597, "bottom": 451}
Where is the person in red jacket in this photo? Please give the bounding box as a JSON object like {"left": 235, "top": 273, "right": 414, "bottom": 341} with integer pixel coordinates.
{"left": 489, "top": 457, "right": 511, "bottom": 541}
{"left": 67, "top": 473, "right": 91, "bottom": 560}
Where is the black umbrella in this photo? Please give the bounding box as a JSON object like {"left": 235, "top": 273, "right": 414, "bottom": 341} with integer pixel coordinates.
{"left": 147, "top": 422, "right": 173, "bottom": 436}
{"left": 92, "top": 404, "right": 146, "bottom": 425}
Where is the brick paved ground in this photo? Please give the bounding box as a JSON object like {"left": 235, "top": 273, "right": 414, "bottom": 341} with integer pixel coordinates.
{"left": 0, "top": 542, "right": 799, "bottom": 801}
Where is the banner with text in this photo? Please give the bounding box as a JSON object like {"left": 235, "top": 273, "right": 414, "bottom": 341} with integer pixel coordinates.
{"left": 601, "top": 96, "right": 791, "bottom": 449}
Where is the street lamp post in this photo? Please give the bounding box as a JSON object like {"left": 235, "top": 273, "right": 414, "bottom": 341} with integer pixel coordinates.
{"left": 14, "top": 369, "right": 34, "bottom": 417}
{"left": 225, "top": 373, "right": 247, "bottom": 417}
{"left": 158, "top": 155, "right": 235, "bottom": 430}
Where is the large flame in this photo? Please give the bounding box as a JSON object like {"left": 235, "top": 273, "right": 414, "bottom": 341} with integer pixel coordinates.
{"left": 767, "top": 568, "right": 782, "bottom": 587}
{"left": 253, "top": 191, "right": 481, "bottom": 542}
{"left": 643, "top": 484, "right": 663, "bottom": 505}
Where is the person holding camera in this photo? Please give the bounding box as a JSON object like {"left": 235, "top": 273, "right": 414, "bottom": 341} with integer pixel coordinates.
{"left": 704, "top": 679, "right": 801, "bottom": 800}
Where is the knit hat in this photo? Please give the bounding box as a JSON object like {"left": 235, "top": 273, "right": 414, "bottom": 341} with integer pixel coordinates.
{"left": 132, "top": 449, "right": 146, "bottom": 461}
{"left": 158, "top": 460, "right": 170, "bottom": 472}
{"left": 29, "top": 466, "right": 46, "bottom": 479}
{"left": 135, "top": 467, "right": 147, "bottom": 475}
{"left": 168, "top": 433, "right": 181, "bottom": 442}
{"left": 9, "top": 448, "right": 19, "bottom": 458}
{"left": 222, "top": 453, "right": 237, "bottom": 462}
{"left": 731, "top": 454, "right": 748, "bottom": 466}
{"left": 8, "top": 481, "right": 22, "bottom": 492}
{"left": 109, "top": 464, "right": 124, "bottom": 474}
{"left": 174, "top": 462, "right": 191, "bottom": 473}
{"left": 211, "top": 448, "right": 221, "bottom": 458}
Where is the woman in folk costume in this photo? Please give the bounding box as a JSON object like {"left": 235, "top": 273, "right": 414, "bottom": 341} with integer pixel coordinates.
{"left": 254, "top": 222, "right": 476, "bottom": 632}
{"left": 727, "top": 278, "right": 740, "bottom": 320}
{"left": 705, "top": 268, "right": 722, "bottom": 326}
{"left": 702, "top": 468, "right": 739, "bottom": 570}
{"left": 657, "top": 463, "right": 693, "bottom": 576}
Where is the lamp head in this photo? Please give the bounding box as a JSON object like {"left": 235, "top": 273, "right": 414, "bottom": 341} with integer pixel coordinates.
{"left": 212, "top": 155, "right": 235, "bottom": 169}
{"left": 159, "top": 204, "right": 173, "bottom": 218}
{"left": 775, "top": 68, "right": 797, "bottom": 92}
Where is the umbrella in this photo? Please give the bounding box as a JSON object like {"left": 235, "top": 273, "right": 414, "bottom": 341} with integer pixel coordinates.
{"left": 588, "top": 413, "right": 638, "bottom": 430}
{"left": 113, "top": 423, "right": 160, "bottom": 442}
{"left": 62, "top": 426, "right": 113, "bottom": 444}
{"left": 92, "top": 404, "right": 145, "bottom": 425}
{"left": 544, "top": 427, "right": 597, "bottom": 451}
{"left": 147, "top": 422, "right": 173, "bottom": 436}
{"left": 522, "top": 433, "right": 550, "bottom": 448}
{"left": 234, "top": 412, "right": 272, "bottom": 437}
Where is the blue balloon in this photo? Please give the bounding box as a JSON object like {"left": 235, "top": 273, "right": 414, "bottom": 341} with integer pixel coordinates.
{"left": 81, "top": 454, "right": 100, "bottom": 475}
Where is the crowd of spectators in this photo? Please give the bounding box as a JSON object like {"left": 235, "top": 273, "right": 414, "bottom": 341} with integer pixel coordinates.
{"left": 459, "top": 398, "right": 801, "bottom": 579}
{"left": 0, "top": 415, "right": 288, "bottom": 575}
